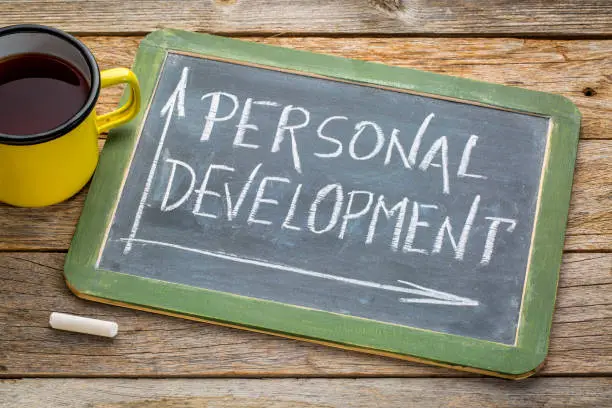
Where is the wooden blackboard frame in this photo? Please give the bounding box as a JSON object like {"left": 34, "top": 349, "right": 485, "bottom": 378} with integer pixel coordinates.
{"left": 64, "top": 29, "right": 581, "bottom": 378}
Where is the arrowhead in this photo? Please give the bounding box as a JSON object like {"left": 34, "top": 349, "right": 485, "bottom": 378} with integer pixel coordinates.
{"left": 396, "top": 280, "right": 479, "bottom": 306}
{"left": 161, "top": 66, "right": 189, "bottom": 118}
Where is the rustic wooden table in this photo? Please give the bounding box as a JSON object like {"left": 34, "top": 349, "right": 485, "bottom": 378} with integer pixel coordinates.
{"left": 1, "top": 1, "right": 611, "bottom": 406}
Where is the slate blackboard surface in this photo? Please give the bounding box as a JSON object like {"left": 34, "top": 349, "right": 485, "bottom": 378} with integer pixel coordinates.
{"left": 65, "top": 30, "right": 580, "bottom": 377}
{"left": 99, "top": 52, "right": 547, "bottom": 345}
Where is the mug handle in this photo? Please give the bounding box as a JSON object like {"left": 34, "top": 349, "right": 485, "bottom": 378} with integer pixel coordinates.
{"left": 96, "top": 68, "right": 141, "bottom": 133}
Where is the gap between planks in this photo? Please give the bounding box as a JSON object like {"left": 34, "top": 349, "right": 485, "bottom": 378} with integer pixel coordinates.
{"left": 1, "top": 0, "right": 611, "bottom": 36}
{"left": 39, "top": 32, "right": 612, "bottom": 40}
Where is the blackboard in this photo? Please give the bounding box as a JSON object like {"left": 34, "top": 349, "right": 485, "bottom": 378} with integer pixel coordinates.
{"left": 100, "top": 52, "right": 547, "bottom": 345}
{"left": 65, "top": 30, "right": 581, "bottom": 378}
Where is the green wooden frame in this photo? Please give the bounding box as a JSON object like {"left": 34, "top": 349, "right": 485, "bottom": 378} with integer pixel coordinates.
{"left": 65, "top": 29, "right": 580, "bottom": 378}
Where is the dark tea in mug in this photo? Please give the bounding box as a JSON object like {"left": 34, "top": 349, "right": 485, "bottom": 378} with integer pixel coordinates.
{"left": 0, "top": 53, "right": 89, "bottom": 135}
{"left": 0, "top": 24, "right": 140, "bottom": 207}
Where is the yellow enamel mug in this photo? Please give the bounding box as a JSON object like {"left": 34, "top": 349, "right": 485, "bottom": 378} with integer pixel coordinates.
{"left": 0, "top": 25, "right": 140, "bottom": 207}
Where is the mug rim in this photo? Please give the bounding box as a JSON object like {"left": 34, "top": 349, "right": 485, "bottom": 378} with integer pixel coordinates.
{"left": 0, "top": 24, "right": 101, "bottom": 146}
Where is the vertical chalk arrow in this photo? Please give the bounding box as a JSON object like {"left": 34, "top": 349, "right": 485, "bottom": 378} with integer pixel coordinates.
{"left": 124, "top": 67, "right": 189, "bottom": 255}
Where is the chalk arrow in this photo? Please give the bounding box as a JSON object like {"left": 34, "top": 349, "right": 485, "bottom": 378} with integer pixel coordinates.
{"left": 121, "top": 238, "right": 479, "bottom": 307}
{"left": 160, "top": 67, "right": 188, "bottom": 119}
{"left": 396, "top": 280, "right": 479, "bottom": 306}
{"left": 124, "top": 67, "right": 189, "bottom": 255}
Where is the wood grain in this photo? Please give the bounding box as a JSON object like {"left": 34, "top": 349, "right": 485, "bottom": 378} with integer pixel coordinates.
{"left": 2, "top": 377, "right": 611, "bottom": 407}
{"left": 1, "top": 252, "right": 609, "bottom": 377}
{"left": 1, "top": 0, "right": 611, "bottom": 36}
{"left": 85, "top": 37, "right": 612, "bottom": 141}
{"left": 0, "top": 7, "right": 608, "bottom": 401}
{"left": 1, "top": 36, "right": 610, "bottom": 251}
{"left": 1, "top": 139, "right": 608, "bottom": 251}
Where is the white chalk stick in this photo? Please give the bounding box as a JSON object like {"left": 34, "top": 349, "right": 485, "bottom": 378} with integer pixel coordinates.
{"left": 49, "top": 312, "right": 118, "bottom": 338}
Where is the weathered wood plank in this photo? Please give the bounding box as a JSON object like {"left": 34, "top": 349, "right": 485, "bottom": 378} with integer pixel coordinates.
{"left": 0, "top": 252, "right": 609, "bottom": 377}
{"left": 1, "top": 0, "right": 611, "bottom": 36}
{"left": 1, "top": 378, "right": 611, "bottom": 407}
{"left": 1, "top": 139, "right": 608, "bottom": 251}
{"left": 1, "top": 37, "right": 610, "bottom": 251}
{"left": 564, "top": 235, "right": 612, "bottom": 252}
{"left": 564, "top": 140, "right": 612, "bottom": 248}
{"left": 86, "top": 37, "right": 612, "bottom": 141}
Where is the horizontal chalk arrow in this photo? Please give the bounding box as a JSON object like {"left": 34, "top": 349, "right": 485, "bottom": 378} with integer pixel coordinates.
{"left": 120, "top": 238, "right": 479, "bottom": 307}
